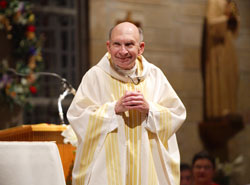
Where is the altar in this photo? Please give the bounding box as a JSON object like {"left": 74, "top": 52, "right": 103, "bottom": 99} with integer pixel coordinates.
{"left": 0, "top": 124, "right": 76, "bottom": 185}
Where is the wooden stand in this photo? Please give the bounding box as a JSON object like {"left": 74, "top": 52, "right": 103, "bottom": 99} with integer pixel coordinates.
{"left": 199, "top": 114, "right": 244, "bottom": 161}
{"left": 0, "top": 123, "right": 76, "bottom": 184}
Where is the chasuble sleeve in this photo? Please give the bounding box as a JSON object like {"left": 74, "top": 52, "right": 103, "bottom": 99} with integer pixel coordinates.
{"left": 67, "top": 68, "right": 119, "bottom": 143}
{"left": 143, "top": 67, "right": 186, "bottom": 148}
{"left": 67, "top": 68, "right": 123, "bottom": 184}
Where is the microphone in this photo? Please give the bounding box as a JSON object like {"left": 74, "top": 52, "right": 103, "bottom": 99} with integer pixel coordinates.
{"left": 127, "top": 75, "right": 141, "bottom": 85}
{"left": 137, "top": 77, "right": 141, "bottom": 84}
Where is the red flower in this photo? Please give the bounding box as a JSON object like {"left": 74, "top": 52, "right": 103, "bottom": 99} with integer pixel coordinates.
{"left": 27, "top": 25, "right": 36, "bottom": 32}
{"left": 29, "top": 86, "right": 37, "bottom": 94}
{"left": 0, "top": 0, "right": 7, "bottom": 8}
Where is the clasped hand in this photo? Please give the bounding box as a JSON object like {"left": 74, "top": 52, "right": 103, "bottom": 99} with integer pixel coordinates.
{"left": 115, "top": 91, "right": 149, "bottom": 114}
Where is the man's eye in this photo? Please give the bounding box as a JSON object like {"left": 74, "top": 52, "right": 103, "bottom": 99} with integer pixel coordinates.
{"left": 125, "top": 43, "right": 134, "bottom": 47}
{"left": 113, "top": 43, "right": 120, "bottom": 46}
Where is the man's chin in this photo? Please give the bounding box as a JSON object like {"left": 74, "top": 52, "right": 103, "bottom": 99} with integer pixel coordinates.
{"left": 116, "top": 61, "right": 135, "bottom": 69}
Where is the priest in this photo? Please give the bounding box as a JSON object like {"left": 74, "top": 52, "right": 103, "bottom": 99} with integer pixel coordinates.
{"left": 67, "top": 22, "right": 186, "bottom": 185}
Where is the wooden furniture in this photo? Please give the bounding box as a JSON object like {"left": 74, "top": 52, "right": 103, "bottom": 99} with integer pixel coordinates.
{"left": 0, "top": 124, "right": 75, "bottom": 184}
{"left": 199, "top": 114, "right": 244, "bottom": 161}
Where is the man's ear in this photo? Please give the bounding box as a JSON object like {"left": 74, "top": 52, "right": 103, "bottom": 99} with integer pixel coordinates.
{"left": 106, "top": 41, "right": 111, "bottom": 53}
{"left": 139, "top": 42, "right": 145, "bottom": 55}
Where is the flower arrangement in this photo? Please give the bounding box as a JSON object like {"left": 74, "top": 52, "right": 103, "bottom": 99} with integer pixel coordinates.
{"left": 216, "top": 155, "right": 244, "bottom": 177}
{"left": 215, "top": 155, "right": 244, "bottom": 185}
{"left": 0, "top": 0, "right": 43, "bottom": 107}
{"left": 61, "top": 125, "right": 78, "bottom": 147}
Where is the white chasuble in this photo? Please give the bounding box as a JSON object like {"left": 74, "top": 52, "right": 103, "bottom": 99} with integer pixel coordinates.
{"left": 67, "top": 53, "right": 186, "bottom": 185}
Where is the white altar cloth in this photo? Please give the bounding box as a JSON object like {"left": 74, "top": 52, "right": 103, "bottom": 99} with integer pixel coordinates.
{"left": 0, "top": 142, "right": 66, "bottom": 185}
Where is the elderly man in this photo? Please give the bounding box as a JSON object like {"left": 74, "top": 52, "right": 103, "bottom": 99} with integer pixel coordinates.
{"left": 67, "top": 22, "right": 186, "bottom": 185}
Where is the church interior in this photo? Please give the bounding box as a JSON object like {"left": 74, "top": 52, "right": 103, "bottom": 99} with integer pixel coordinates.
{"left": 0, "top": 0, "right": 249, "bottom": 185}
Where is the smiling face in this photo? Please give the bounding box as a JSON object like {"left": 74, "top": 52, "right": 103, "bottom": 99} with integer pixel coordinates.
{"left": 106, "top": 22, "right": 144, "bottom": 70}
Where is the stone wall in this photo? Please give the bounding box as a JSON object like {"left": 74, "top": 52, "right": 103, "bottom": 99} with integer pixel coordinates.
{"left": 89, "top": 0, "right": 250, "bottom": 184}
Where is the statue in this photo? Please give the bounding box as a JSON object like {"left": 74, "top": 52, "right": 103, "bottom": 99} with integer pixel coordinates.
{"left": 201, "top": 0, "right": 240, "bottom": 121}
{"left": 199, "top": 0, "right": 243, "bottom": 161}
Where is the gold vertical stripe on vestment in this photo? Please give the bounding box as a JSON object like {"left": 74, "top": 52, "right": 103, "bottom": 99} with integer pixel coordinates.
{"left": 148, "top": 132, "right": 159, "bottom": 185}
{"left": 136, "top": 57, "right": 143, "bottom": 76}
{"left": 76, "top": 104, "right": 107, "bottom": 184}
{"left": 105, "top": 131, "right": 122, "bottom": 185}
{"left": 128, "top": 111, "right": 133, "bottom": 185}
{"left": 128, "top": 83, "right": 135, "bottom": 185}
{"left": 133, "top": 110, "right": 139, "bottom": 185}
{"left": 126, "top": 83, "right": 132, "bottom": 185}
{"left": 108, "top": 78, "right": 128, "bottom": 185}
{"left": 161, "top": 110, "right": 169, "bottom": 149}
{"left": 137, "top": 108, "right": 142, "bottom": 185}
{"left": 113, "top": 132, "right": 123, "bottom": 185}
{"left": 154, "top": 103, "right": 179, "bottom": 184}
{"left": 153, "top": 103, "right": 171, "bottom": 150}
{"left": 75, "top": 112, "right": 95, "bottom": 185}
{"left": 171, "top": 158, "right": 180, "bottom": 185}
{"left": 105, "top": 134, "right": 113, "bottom": 185}
{"left": 111, "top": 76, "right": 147, "bottom": 185}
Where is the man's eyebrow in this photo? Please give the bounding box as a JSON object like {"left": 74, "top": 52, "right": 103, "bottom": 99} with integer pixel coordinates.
{"left": 112, "top": 41, "right": 120, "bottom": 44}
{"left": 111, "top": 40, "right": 135, "bottom": 44}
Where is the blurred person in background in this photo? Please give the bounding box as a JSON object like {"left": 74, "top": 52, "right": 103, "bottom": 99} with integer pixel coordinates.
{"left": 181, "top": 163, "right": 193, "bottom": 185}
{"left": 192, "top": 151, "right": 220, "bottom": 185}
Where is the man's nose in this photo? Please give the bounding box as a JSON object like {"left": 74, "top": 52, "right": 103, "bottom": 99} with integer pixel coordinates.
{"left": 119, "top": 45, "right": 128, "bottom": 55}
